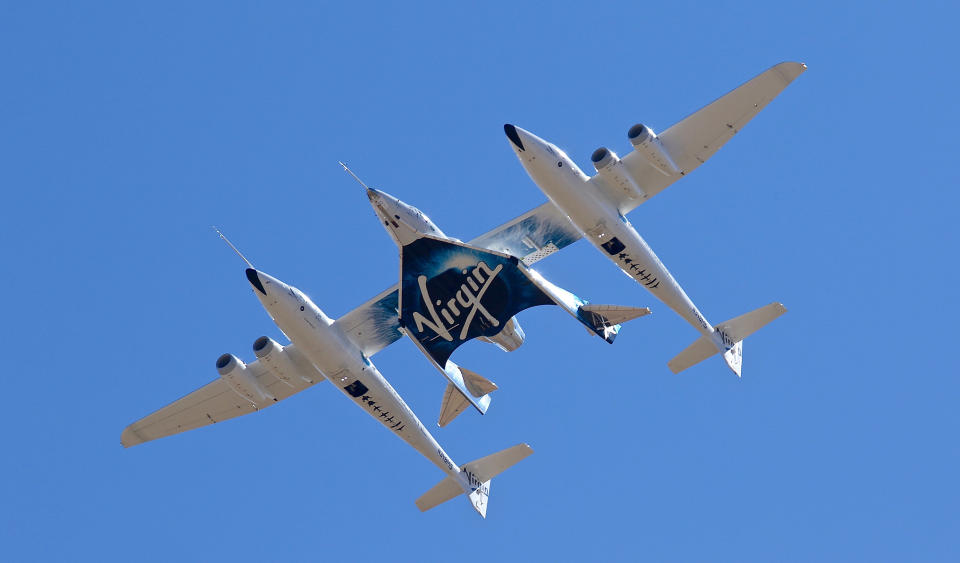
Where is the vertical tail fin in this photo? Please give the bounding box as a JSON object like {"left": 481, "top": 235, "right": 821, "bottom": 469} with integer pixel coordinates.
{"left": 415, "top": 444, "right": 533, "bottom": 518}
{"left": 437, "top": 367, "right": 498, "bottom": 427}
{"left": 668, "top": 302, "right": 786, "bottom": 376}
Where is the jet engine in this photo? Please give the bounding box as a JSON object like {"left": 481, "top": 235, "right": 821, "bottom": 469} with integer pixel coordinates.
{"left": 215, "top": 352, "right": 276, "bottom": 406}
{"left": 252, "top": 336, "right": 319, "bottom": 386}
{"left": 591, "top": 147, "right": 646, "bottom": 200}
{"left": 627, "top": 124, "right": 683, "bottom": 176}
{"left": 479, "top": 317, "right": 526, "bottom": 352}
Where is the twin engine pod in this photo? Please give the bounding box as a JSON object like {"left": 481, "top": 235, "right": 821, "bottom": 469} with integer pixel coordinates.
{"left": 589, "top": 124, "right": 683, "bottom": 201}
{"left": 214, "top": 336, "right": 322, "bottom": 407}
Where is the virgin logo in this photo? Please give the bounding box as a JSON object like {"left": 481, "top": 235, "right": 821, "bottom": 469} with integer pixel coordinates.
{"left": 412, "top": 261, "right": 504, "bottom": 342}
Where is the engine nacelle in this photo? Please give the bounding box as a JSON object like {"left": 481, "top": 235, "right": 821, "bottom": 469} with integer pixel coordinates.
{"left": 215, "top": 352, "right": 276, "bottom": 406}
{"left": 479, "top": 316, "right": 526, "bottom": 352}
{"left": 591, "top": 147, "right": 646, "bottom": 200}
{"left": 253, "top": 336, "right": 323, "bottom": 387}
{"left": 627, "top": 124, "right": 683, "bottom": 177}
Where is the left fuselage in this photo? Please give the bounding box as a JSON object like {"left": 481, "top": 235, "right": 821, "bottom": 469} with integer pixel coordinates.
{"left": 246, "top": 268, "right": 467, "bottom": 479}
{"left": 504, "top": 125, "right": 719, "bottom": 343}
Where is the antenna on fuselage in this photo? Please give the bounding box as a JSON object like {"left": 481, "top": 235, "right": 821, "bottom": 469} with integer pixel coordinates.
{"left": 213, "top": 227, "right": 255, "bottom": 269}
{"left": 338, "top": 161, "right": 373, "bottom": 191}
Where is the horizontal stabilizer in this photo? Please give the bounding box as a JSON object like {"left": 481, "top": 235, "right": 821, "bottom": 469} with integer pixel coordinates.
{"left": 580, "top": 304, "right": 651, "bottom": 326}
{"left": 714, "top": 302, "right": 787, "bottom": 342}
{"left": 668, "top": 302, "right": 786, "bottom": 375}
{"left": 462, "top": 443, "right": 533, "bottom": 483}
{"left": 668, "top": 335, "right": 717, "bottom": 374}
{"left": 438, "top": 368, "right": 498, "bottom": 427}
{"left": 415, "top": 476, "right": 462, "bottom": 513}
{"left": 524, "top": 269, "right": 645, "bottom": 343}
{"left": 415, "top": 444, "right": 534, "bottom": 518}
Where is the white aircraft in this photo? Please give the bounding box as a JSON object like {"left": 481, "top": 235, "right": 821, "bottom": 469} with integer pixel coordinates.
{"left": 359, "top": 182, "right": 650, "bottom": 425}
{"left": 121, "top": 239, "right": 533, "bottom": 518}
{"left": 501, "top": 62, "right": 807, "bottom": 376}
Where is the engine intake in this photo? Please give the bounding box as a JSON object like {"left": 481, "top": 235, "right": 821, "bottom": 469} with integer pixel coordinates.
{"left": 215, "top": 352, "right": 276, "bottom": 406}
{"left": 252, "top": 336, "right": 316, "bottom": 386}
{"left": 627, "top": 123, "right": 682, "bottom": 176}
{"left": 591, "top": 147, "right": 617, "bottom": 171}
{"left": 590, "top": 146, "right": 646, "bottom": 200}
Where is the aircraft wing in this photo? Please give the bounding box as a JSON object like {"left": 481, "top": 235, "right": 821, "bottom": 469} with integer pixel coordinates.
{"left": 334, "top": 202, "right": 583, "bottom": 355}
{"left": 468, "top": 200, "right": 582, "bottom": 265}
{"left": 121, "top": 343, "right": 324, "bottom": 447}
{"left": 603, "top": 61, "right": 807, "bottom": 214}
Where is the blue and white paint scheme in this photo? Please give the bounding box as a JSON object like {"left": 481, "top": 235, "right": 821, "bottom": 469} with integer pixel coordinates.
{"left": 363, "top": 185, "right": 650, "bottom": 425}
{"left": 502, "top": 62, "right": 806, "bottom": 376}
{"left": 122, "top": 261, "right": 533, "bottom": 518}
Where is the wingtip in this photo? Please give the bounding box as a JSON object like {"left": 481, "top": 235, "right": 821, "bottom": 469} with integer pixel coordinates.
{"left": 121, "top": 426, "right": 143, "bottom": 448}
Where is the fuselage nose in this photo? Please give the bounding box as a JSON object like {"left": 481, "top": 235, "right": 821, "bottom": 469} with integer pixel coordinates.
{"left": 367, "top": 187, "right": 444, "bottom": 244}
{"left": 246, "top": 268, "right": 267, "bottom": 295}
{"left": 246, "top": 268, "right": 291, "bottom": 303}
{"left": 504, "top": 124, "right": 554, "bottom": 160}
{"left": 367, "top": 187, "right": 409, "bottom": 228}
{"left": 504, "top": 123, "right": 525, "bottom": 151}
{"left": 366, "top": 187, "right": 386, "bottom": 207}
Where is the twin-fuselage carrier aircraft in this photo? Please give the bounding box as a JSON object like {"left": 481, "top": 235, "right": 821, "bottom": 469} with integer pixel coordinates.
{"left": 122, "top": 62, "right": 805, "bottom": 517}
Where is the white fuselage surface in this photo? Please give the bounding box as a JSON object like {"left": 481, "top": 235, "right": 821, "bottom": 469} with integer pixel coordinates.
{"left": 247, "top": 268, "right": 468, "bottom": 479}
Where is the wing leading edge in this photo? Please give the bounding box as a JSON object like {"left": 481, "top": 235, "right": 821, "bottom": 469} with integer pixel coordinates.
{"left": 603, "top": 61, "right": 807, "bottom": 213}
{"left": 121, "top": 342, "right": 324, "bottom": 447}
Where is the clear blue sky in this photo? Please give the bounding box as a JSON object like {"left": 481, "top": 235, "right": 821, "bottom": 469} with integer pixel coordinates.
{"left": 2, "top": 2, "right": 957, "bottom": 561}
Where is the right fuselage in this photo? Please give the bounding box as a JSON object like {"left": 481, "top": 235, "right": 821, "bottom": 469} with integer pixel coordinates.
{"left": 503, "top": 125, "right": 719, "bottom": 344}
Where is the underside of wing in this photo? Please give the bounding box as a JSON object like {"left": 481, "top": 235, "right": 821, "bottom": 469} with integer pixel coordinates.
{"left": 333, "top": 287, "right": 402, "bottom": 358}
{"left": 468, "top": 201, "right": 582, "bottom": 265}
{"left": 121, "top": 343, "right": 324, "bottom": 447}
{"left": 615, "top": 61, "right": 807, "bottom": 213}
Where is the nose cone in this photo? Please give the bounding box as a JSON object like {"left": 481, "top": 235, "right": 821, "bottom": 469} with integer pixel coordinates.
{"left": 367, "top": 187, "right": 403, "bottom": 223}
{"left": 365, "top": 186, "right": 383, "bottom": 205}
{"left": 246, "top": 268, "right": 267, "bottom": 295}
{"left": 504, "top": 124, "right": 553, "bottom": 157}
{"left": 504, "top": 124, "right": 525, "bottom": 151}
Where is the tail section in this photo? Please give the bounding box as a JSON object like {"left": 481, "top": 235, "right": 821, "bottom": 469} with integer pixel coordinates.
{"left": 437, "top": 367, "right": 498, "bottom": 427}
{"left": 415, "top": 444, "right": 533, "bottom": 518}
{"left": 579, "top": 304, "right": 652, "bottom": 343}
{"left": 525, "top": 268, "right": 651, "bottom": 343}
{"left": 668, "top": 302, "right": 786, "bottom": 376}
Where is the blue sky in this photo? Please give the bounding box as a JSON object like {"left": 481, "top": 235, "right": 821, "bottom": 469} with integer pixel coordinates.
{"left": 2, "top": 1, "right": 957, "bottom": 561}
